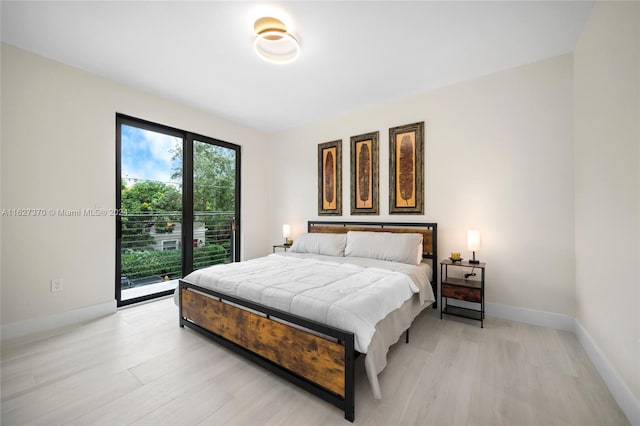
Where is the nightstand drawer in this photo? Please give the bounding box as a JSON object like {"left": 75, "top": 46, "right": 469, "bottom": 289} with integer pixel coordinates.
{"left": 441, "top": 283, "right": 481, "bottom": 303}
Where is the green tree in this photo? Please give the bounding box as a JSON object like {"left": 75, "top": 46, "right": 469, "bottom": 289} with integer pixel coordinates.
{"left": 120, "top": 180, "right": 182, "bottom": 249}
{"left": 171, "top": 143, "right": 236, "bottom": 212}
{"left": 171, "top": 143, "right": 236, "bottom": 245}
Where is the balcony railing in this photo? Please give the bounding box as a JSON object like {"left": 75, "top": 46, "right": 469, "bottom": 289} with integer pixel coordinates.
{"left": 120, "top": 211, "right": 234, "bottom": 290}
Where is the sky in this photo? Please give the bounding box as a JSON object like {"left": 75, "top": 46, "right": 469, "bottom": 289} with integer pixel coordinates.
{"left": 121, "top": 125, "right": 182, "bottom": 188}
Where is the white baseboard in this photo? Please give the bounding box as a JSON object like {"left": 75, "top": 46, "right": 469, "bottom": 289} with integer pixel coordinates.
{"left": 445, "top": 299, "right": 575, "bottom": 331}
{"left": 485, "top": 301, "right": 575, "bottom": 331}
{"left": 575, "top": 320, "right": 640, "bottom": 426}
{"left": 1, "top": 300, "right": 117, "bottom": 341}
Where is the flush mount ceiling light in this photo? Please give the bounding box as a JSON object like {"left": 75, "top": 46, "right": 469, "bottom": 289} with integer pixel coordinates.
{"left": 253, "top": 16, "right": 299, "bottom": 64}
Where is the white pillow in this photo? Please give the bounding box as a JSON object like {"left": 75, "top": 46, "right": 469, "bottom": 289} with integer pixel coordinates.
{"left": 344, "top": 231, "right": 423, "bottom": 266}
{"left": 289, "top": 233, "right": 347, "bottom": 257}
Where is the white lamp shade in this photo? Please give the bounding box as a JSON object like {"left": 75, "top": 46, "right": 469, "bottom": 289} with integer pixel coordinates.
{"left": 467, "top": 230, "right": 481, "bottom": 251}
{"left": 282, "top": 224, "right": 291, "bottom": 239}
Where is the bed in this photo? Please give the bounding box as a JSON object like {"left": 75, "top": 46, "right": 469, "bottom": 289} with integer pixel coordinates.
{"left": 177, "top": 221, "right": 438, "bottom": 422}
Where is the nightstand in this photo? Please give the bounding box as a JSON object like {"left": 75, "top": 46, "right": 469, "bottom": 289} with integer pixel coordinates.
{"left": 440, "top": 259, "right": 486, "bottom": 327}
{"left": 272, "top": 244, "right": 291, "bottom": 253}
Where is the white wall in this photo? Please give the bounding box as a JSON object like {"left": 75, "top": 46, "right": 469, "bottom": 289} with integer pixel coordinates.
{"left": 574, "top": 0, "right": 640, "bottom": 408}
{"left": 269, "top": 54, "right": 575, "bottom": 317}
{"left": 0, "top": 43, "right": 270, "bottom": 327}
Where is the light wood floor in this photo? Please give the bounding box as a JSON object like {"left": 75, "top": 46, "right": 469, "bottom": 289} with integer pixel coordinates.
{"left": 1, "top": 297, "right": 629, "bottom": 426}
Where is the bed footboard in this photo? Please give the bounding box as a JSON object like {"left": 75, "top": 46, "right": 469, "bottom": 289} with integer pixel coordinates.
{"left": 179, "top": 281, "right": 356, "bottom": 422}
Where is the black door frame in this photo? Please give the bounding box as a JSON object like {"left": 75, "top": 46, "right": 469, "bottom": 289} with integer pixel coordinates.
{"left": 115, "top": 113, "right": 241, "bottom": 307}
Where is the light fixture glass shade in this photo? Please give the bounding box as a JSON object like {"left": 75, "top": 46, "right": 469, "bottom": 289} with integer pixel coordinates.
{"left": 254, "top": 17, "right": 299, "bottom": 64}
{"left": 467, "top": 229, "right": 481, "bottom": 251}
{"left": 282, "top": 224, "right": 291, "bottom": 239}
{"left": 254, "top": 32, "right": 299, "bottom": 63}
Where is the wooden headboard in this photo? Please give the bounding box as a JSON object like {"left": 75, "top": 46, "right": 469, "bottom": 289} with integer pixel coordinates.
{"left": 308, "top": 221, "right": 438, "bottom": 308}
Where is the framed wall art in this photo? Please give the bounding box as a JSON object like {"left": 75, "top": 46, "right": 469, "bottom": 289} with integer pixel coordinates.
{"left": 389, "top": 121, "right": 424, "bottom": 215}
{"left": 318, "top": 140, "right": 342, "bottom": 216}
{"left": 350, "top": 131, "right": 379, "bottom": 215}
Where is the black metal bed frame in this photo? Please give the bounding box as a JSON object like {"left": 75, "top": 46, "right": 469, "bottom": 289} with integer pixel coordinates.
{"left": 178, "top": 221, "right": 438, "bottom": 422}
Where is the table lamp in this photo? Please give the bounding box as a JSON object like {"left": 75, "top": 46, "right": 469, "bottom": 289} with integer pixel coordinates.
{"left": 467, "top": 229, "right": 481, "bottom": 264}
{"left": 283, "top": 224, "right": 291, "bottom": 246}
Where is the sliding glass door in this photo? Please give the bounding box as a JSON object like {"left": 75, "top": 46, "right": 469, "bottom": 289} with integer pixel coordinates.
{"left": 116, "top": 115, "right": 240, "bottom": 306}
{"left": 191, "top": 139, "right": 238, "bottom": 272}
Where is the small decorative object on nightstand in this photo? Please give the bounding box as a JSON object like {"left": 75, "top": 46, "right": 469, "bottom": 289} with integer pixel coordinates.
{"left": 440, "top": 259, "right": 486, "bottom": 327}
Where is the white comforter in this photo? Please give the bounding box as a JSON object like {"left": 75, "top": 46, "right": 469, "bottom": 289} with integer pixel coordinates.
{"left": 178, "top": 254, "right": 433, "bottom": 353}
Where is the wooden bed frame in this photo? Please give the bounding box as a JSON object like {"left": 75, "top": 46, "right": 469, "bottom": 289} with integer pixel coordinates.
{"left": 178, "top": 221, "right": 438, "bottom": 422}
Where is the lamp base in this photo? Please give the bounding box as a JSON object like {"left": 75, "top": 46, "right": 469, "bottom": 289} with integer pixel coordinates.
{"left": 468, "top": 259, "right": 480, "bottom": 264}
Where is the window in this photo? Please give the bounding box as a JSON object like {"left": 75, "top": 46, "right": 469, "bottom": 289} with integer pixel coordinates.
{"left": 162, "top": 240, "right": 179, "bottom": 251}
{"left": 116, "top": 114, "right": 241, "bottom": 306}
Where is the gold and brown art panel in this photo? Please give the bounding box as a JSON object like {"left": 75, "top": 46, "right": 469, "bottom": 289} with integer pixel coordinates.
{"left": 389, "top": 122, "right": 424, "bottom": 214}
{"left": 318, "top": 140, "right": 342, "bottom": 216}
{"left": 350, "top": 132, "right": 379, "bottom": 215}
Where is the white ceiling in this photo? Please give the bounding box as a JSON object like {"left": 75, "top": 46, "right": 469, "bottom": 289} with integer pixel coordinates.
{"left": 1, "top": 1, "right": 593, "bottom": 134}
